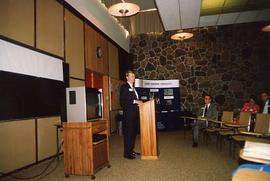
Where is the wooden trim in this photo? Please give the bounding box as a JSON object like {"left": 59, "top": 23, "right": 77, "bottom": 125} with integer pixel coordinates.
{"left": 62, "top": 1, "right": 66, "bottom": 62}
{"left": 35, "top": 118, "right": 38, "bottom": 163}
{"left": 84, "top": 22, "right": 87, "bottom": 82}
{"left": 34, "top": 0, "right": 37, "bottom": 48}
{"left": 70, "top": 76, "right": 85, "bottom": 81}
{"left": 0, "top": 115, "right": 61, "bottom": 123}
{"left": 0, "top": 35, "right": 64, "bottom": 61}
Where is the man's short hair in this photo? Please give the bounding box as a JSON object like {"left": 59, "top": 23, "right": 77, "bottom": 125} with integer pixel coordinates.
{"left": 204, "top": 94, "right": 213, "bottom": 100}
{"left": 125, "top": 70, "right": 134, "bottom": 77}
{"left": 261, "top": 91, "right": 269, "bottom": 96}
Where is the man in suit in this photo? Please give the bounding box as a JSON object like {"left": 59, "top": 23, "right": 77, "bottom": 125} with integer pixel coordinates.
{"left": 260, "top": 92, "right": 270, "bottom": 114}
{"left": 120, "top": 70, "right": 142, "bottom": 159}
{"left": 192, "top": 94, "right": 218, "bottom": 147}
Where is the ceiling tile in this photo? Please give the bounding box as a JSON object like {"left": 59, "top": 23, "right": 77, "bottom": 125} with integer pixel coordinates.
{"left": 217, "top": 12, "right": 239, "bottom": 25}
{"left": 236, "top": 10, "right": 259, "bottom": 23}
{"left": 255, "top": 8, "right": 270, "bottom": 21}
{"left": 199, "top": 15, "right": 219, "bottom": 27}
{"left": 180, "top": 0, "right": 201, "bottom": 29}
{"left": 155, "top": 0, "right": 180, "bottom": 30}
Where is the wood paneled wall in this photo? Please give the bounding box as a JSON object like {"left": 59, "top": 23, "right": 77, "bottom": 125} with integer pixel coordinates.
{"left": 0, "top": 119, "right": 36, "bottom": 173}
{"left": 0, "top": 0, "right": 34, "bottom": 46}
{"left": 65, "top": 9, "right": 85, "bottom": 79}
{"left": 103, "top": 76, "right": 110, "bottom": 135}
{"left": 85, "top": 69, "right": 103, "bottom": 89}
{"left": 37, "top": 116, "right": 60, "bottom": 161}
{"left": 84, "top": 24, "right": 108, "bottom": 75}
{"left": 0, "top": 0, "right": 129, "bottom": 173}
{"left": 36, "top": 0, "right": 64, "bottom": 57}
{"left": 108, "top": 42, "right": 119, "bottom": 79}
{"left": 70, "top": 78, "right": 85, "bottom": 87}
{"left": 110, "top": 78, "right": 123, "bottom": 110}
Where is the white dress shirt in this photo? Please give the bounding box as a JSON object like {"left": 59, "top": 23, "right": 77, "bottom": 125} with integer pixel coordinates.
{"left": 127, "top": 82, "right": 139, "bottom": 103}
{"left": 202, "top": 103, "right": 210, "bottom": 117}
{"left": 263, "top": 100, "right": 269, "bottom": 114}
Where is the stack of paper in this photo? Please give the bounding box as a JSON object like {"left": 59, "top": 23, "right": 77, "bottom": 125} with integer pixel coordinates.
{"left": 243, "top": 141, "right": 270, "bottom": 160}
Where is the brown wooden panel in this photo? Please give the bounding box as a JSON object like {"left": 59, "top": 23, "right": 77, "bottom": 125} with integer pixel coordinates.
{"left": 70, "top": 78, "right": 85, "bottom": 87}
{"left": 108, "top": 42, "right": 119, "bottom": 79}
{"left": 37, "top": 116, "right": 60, "bottom": 161}
{"left": 65, "top": 9, "right": 85, "bottom": 79}
{"left": 63, "top": 121, "right": 109, "bottom": 177}
{"left": 84, "top": 23, "right": 108, "bottom": 74}
{"left": 36, "top": 0, "right": 64, "bottom": 57}
{"left": 0, "top": 0, "right": 34, "bottom": 46}
{"left": 63, "top": 122, "right": 93, "bottom": 176}
{"left": 85, "top": 69, "right": 103, "bottom": 89}
{"left": 0, "top": 119, "right": 36, "bottom": 173}
{"left": 85, "top": 24, "right": 97, "bottom": 72}
{"left": 93, "top": 141, "right": 108, "bottom": 171}
{"left": 103, "top": 76, "right": 110, "bottom": 136}
{"left": 110, "top": 78, "right": 124, "bottom": 110}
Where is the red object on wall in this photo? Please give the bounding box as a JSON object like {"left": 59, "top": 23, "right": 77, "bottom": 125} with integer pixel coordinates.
{"left": 85, "top": 69, "right": 103, "bottom": 89}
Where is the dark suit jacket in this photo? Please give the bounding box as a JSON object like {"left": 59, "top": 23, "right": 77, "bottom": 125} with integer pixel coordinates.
{"left": 120, "top": 82, "right": 139, "bottom": 112}
{"left": 198, "top": 103, "right": 218, "bottom": 121}
{"left": 260, "top": 99, "right": 270, "bottom": 114}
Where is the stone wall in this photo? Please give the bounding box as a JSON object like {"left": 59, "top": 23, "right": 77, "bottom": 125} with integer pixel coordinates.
{"left": 130, "top": 22, "right": 270, "bottom": 113}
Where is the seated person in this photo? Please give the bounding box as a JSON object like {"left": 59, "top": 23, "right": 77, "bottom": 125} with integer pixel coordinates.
{"left": 192, "top": 94, "right": 217, "bottom": 147}
{"left": 260, "top": 91, "right": 270, "bottom": 114}
{"left": 241, "top": 95, "right": 260, "bottom": 113}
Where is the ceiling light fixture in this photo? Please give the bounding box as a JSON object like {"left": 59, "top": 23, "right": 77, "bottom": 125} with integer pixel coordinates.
{"left": 170, "top": 0, "right": 193, "bottom": 41}
{"left": 108, "top": 0, "right": 140, "bottom": 17}
{"left": 171, "top": 30, "right": 194, "bottom": 41}
{"left": 262, "top": 24, "right": 270, "bottom": 32}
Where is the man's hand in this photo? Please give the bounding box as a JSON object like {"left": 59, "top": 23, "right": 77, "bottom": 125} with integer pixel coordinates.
{"left": 135, "top": 100, "right": 143, "bottom": 106}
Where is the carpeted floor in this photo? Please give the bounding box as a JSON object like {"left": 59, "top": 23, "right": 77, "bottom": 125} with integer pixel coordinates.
{"left": 2, "top": 130, "right": 238, "bottom": 181}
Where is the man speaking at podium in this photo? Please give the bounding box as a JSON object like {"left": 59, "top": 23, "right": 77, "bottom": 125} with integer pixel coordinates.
{"left": 120, "top": 70, "right": 142, "bottom": 159}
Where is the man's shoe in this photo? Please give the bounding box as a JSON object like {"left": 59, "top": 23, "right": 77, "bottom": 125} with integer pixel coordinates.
{"left": 132, "top": 151, "right": 141, "bottom": 155}
{"left": 124, "top": 155, "right": 136, "bottom": 159}
{"left": 192, "top": 143, "right": 198, "bottom": 147}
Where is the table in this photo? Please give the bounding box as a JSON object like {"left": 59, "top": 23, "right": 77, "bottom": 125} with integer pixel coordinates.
{"left": 179, "top": 116, "right": 198, "bottom": 138}
{"left": 240, "top": 149, "right": 270, "bottom": 164}
{"left": 179, "top": 116, "right": 214, "bottom": 138}
{"left": 54, "top": 123, "right": 63, "bottom": 160}
{"left": 223, "top": 122, "right": 248, "bottom": 134}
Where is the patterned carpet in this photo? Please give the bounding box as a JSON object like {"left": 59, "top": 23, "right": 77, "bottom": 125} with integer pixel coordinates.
{"left": 2, "top": 130, "right": 238, "bottom": 181}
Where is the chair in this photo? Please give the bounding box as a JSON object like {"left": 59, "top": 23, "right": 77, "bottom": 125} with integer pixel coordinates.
{"left": 218, "top": 112, "right": 250, "bottom": 154}
{"left": 203, "top": 111, "right": 233, "bottom": 150}
{"left": 232, "top": 113, "right": 270, "bottom": 158}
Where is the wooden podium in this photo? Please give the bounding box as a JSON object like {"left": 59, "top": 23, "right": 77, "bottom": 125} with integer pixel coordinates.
{"left": 139, "top": 99, "right": 158, "bottom": 160}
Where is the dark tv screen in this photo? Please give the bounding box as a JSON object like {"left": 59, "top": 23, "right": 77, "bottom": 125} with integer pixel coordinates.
{"left": 86, "top": 88, "right": 102, "bottom": 119}
{"left": 0, "top": 71, "right": 64, "bottom": 121}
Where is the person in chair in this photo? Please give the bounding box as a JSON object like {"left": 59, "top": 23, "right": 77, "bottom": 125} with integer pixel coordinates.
{"left": 260, "top": 92, "right": 270, "bottom": 114}
{"left": 120, "top": 70, "right": 142, "bottom": 159}
{"left": 192, "top": 94, "right": 218, "bottom": 147}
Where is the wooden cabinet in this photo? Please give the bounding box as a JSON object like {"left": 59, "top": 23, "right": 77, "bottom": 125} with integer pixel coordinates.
{"left": 63, "top": 120, "right": 110, "bottom": 179}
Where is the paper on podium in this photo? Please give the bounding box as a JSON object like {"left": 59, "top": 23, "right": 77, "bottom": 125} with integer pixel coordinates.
{"left": 243, "top": 141, "right": 270, "bottom": 160}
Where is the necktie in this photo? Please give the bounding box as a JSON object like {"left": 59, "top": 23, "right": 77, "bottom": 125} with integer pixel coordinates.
{"left": 132, "top": 87, "right": 138, "bottom": 100}
{"left": 203, "top": 105, "right": 208, "bottom": 117}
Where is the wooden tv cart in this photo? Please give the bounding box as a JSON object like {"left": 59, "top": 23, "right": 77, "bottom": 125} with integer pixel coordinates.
{"left": 63, "top": 120, "right": 110, "bottom": 179}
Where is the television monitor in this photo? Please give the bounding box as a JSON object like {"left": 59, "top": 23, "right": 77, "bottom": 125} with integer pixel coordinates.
{"left": 86, "top": 88, "right": 103, "bottom": 120}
